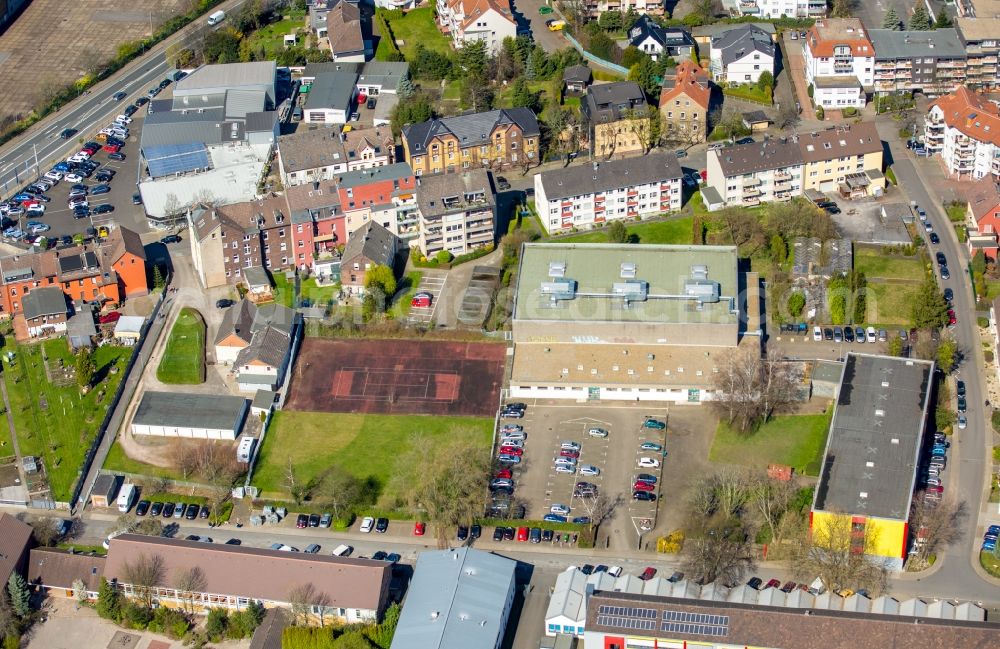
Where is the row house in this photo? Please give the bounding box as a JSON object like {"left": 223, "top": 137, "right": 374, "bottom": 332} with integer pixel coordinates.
{"left": 0, "top": 226, "right": 147, "bottom": 317}
{"left": 534, "top": 153, "right": 683, "bottom": 234}
{"left": 435, "top": 0, "right": 516, "bottom": 52}
{"left": 704, "top": 123, "right": 884, "bottom": 209}
{"left": 402, "top": 108, "right": 539, "bottom": 176}
{"left": 285, "top": 181, "right": 345, "bottom": 259}
{"left": 337, "top": 163, "right": 420, "bottom": 243}
{"left": 276, "top": 125, "right": 394, "bottom": 187}
{"left": 965, "top": 179, "right": 1000, "bottom": 259}
{"left": 581, "top": 81, "right": 650, "bottom": 159}
{"left": 415, "top": 170, "right": 496, "bottom": 256}
{"left": 731, "top": 0, "right": 825, "bottom": 18}
{"left": 924, "top": 85, "right": 1000, "bottom": 181}
{"left": 803, "top": 18, "right": 874, "bottom": 109}
{"left": 341, "top": 221, "right": 402, "bottom": 294}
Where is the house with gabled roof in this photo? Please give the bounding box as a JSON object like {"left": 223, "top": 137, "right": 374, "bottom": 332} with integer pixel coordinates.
{"left": 436, "top": 0, "right": 516, "bottom": 52}
{"left": 215, "top": 298, "right": 299, "bottom": 392}
{"left": 341, "top": 221, "right": 401, "bottom": 294}
{"left": 709, "top": 24, "right": 775, "bottom": 84}
{"left": 628, "top": 17, "right": 695, "bottom": 62}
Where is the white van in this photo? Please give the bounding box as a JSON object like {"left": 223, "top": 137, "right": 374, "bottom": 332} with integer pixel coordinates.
{"left": 332, "top": 544, "right": 353, "bottom": 557}
{"left": 208, "top": 10, "right": 225, "bottom": 25}
{"left": 117, "top": 483, "right": 136, "bottom": 512}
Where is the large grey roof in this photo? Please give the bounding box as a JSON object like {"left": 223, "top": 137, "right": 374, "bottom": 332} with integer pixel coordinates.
{"left": 693, "top": 22, "right": 775, "bottom": 39}
{"left": 132, "top": 391, "right": 248, "bottom": 432}
{"left": 234, "top": 324, "right": 290, "bottom": 368}
{"left": 813, "top": 353, "right": 934, "bottom": 521}
{"left": 225, "top": 89, "right": 267, "bottom": 118}
{"left": 175, "top": 62, "right": 277, "bottom": 94}
{"left": 245, "top": 110, "right": 278, "bottom": 133}
{"left": 403, "top": 108, "right": 540, "bottom": 154}
{"left": 356, "top": 61, "right": 409, "bottom": 92}
{"left": 22, "top": 286, "right": 67, "bottom": 320}
{"left": 539, "top": 152, "right": 682, "bottom": 201}
{"left": 304, "top": 71, "right": 358, "bottom": 111}
{"left": 583, "top": 81, "right": 647, "bottom": 122}
{"left": 629, "top": 15, "right": 694, "bottom": 50}
{"left": 337, "top": 162, "right": 413, "bottom": 188}
{"left": 867, "top": 28, "right": 966, "bottom": 59}
{"left": 713, "top": 138, "right": 805, "bottom": 176}
{"left": 389, "top": 547, "right": 516, "bottom": 649}
{"left": 563, "top": 64, "right": 592, "bottom": 83}
{"left": 416, "top": 170, "right": 495, "bottom": 217}
{"left": 713, "top": 24, "right": 775, "bottom": 65}
{"left": 303, "top": 62, "right": 362, "bottom": 78}
{"left": 342, "top": 221, "right": 399, "bottom": 266}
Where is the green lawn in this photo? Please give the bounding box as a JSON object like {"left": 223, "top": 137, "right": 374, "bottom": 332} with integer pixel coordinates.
{"left": 495, "top": 80, "right": 549, "bottom": 109}
{"left": 553, "top": 217, "right": 693, "bottom": 245}
{"left": 103, "top": 441, "right": 183, "bottom": 480}
{"left": 3, "top": 339, "right": 131, "bottom": 501}
{"left": 155, "top": 308, "right": 205, "bottom": 385}
{"left": 244, "top": 13, "right": 308, "bottom": 59}
{"left": 376, "top": 7, "right": 451, "bottom": 61}
{"left": 866, "top": 281, "right": 921, "bottom": 327}
{"left": 300, "top": 277, "right": 338, "bottom": 308}
{"left": 854, "top": 247, "right": 925, "bottom": 280}
{"left": 442, "top": 80, "right": 461, "bottom": 101}
{"left": 709, "top": 412, "right": 832, "bottom": 476}
{"left": 253, "top": 411, "right": 493, "bottom": 500}
{"left": 389, "top": 271, "right": 423, "bottom": 318}
{"left": 273, "top": 273, "right": 295, "bottom": 308}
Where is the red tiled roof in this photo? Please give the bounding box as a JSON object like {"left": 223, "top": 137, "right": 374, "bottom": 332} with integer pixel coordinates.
{"left": 929, "top": 85, "right": 1000, "bottom": 148}
{"left": 806, "top": 18, "right": 873, "bottom": 58}
{"left": 659, "top": 60, "right": 710, "bottom": 110}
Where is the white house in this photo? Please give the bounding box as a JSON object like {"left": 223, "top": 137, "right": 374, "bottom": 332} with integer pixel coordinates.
{"left": 130, "top": 392, "right": 248, "bottom": 440}
{"left": 546, "top": 568, "right": 676, "bottom": 638}
{"left": 924, "top": 85, "right": 1000, "bottom": 181}
{"left": 709, "top": 24, "right": 775, "bottom": 84}
{"left": 214, "top": 299, "right": 299, "bottom": 392}
{"left": 731, "top": 0, "right": 826, "bottom": 18}
{"left": 534, "top": 153, "right": 683, "bottom": 234}
{"left": 436, "top": 0, "right": 516, "bottom": 52}
{"left": 803, "top": 18, "right": 874, "bottom": 109}
{"left": 303, "top": 71, "right": 356, "bottom": 124}
{"left": 627, "top": 16, "right": 695, "bottom": 62}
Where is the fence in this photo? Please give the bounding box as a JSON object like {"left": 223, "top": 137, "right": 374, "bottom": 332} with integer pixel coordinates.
{"left": 563, "top": 33, "right": 629, "bottom": 76}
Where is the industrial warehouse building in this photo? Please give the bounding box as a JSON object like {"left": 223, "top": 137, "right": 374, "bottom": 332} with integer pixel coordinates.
{"left": 509, "top": 243, "right": 759, "bottom": 402}
{"left": 130, "top": 391, "right": 249, "bottom": 440}
{"left": 811, "top": 353, "right": 935, "bottom": 571}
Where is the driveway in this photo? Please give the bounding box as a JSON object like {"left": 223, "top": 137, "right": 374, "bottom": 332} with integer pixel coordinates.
{"left": 512, "top": 0, "right": 567, "bottom": 54}
{"left": 780, "top": 34, "right": 817, "bottom": 122}
{"left": 408, "top": 271, "right": 446, "bottom": 326}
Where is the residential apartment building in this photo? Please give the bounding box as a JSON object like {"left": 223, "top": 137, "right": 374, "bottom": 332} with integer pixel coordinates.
{"left": 709, "top": 24, "right": 775, "bottom": 84}
{"left": 964, "top": 179, "right": 1000, "bottom": 259}
{"left": 804, "top": 18, "right": 874, "bottom": 108}
{"left": 956, "top": 17, "right": 1000, "bottom": 90}
{"left": 276, "top": 125, "right": 394, "bottom": 187}
{"left": 798, "top": 122, "right": 884, "bottom": 195}
{"left": 534, "top": 153, "right": 683, "bottom": 233}
{"left": 0, "top": 226, "right": 147, "bottom": 317}
{"left": 924, "top": 85, "right": 1000, "bottom": 181}
{"left": 284, "top": 181, "right": 345, "bottom": 256}
{"left": 214, "top": 298, "right": 299, "bottom": 392}
{"left": 583, "top": 0, "right": 662, "bottom": 18}
{"left": 627, "top": 17, "right": 695, "bottom": 61}
{"left": 415, "top": 170, "right": 496, "bottom": 256}
{"left": 727, "top": 0, "right": 825, "bottom": 18}
{"left": 337, "top": 163, "right": 419, "bottom": 242}
{"left": 436, "top": 0, "right": 516, "bottom": 52}
{"left": 581, "top": 81, "right": 649, "bottom": 159}
{"left": 659, "top": 60, "right": 710, "bottom": 144}
{"left": 705, "top": 139, "right": 803, "bottom": 208}
{"left": 868, "top": 28, "right": 975, "bottom": 96}
{"left": 402, "top": 108, "right": 539, "bottom": 176}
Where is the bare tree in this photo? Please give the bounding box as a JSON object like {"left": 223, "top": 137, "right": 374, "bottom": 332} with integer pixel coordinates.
{"left": 72, "top": 578, "right": 88, "bottom": 605}
{"left": 288, "top": 583, "right": 328, "bottom": 625}
{"left": 623, "top": 108, "right": 659, "bottom": 154}
{"left": 284, "top": 456, "right": 302, "bottom": 504}
{"left": 577, "top": 492, "right": 624, "bottom": 540}
{"left": 169, "top": 440, "right": 201, "bottom": 480}
{"left": 121, "top": 554, "right": 165, "bottom": 609}
{"left": 747, "top": 473, "right": 795, "bottom": 544}
{"left": 29, "top": 517, "right": 61, "bottom": 547}
{"left": 316, "top": 466, "right": 368, "bottom": 523}
{"left": 775, "top": 102, "right": 801, "bottom": 131}
{"left": 790, "top": 512, "right": 888, "bottom": 595}
{"left": 907, "top": 493, "right": 966, "bottom": 568}
{"left": 135, "top": 518, "right": 164, "bottom": 537}
{"left": 681, "top": 519, "right": 756, "bottom": 586}
{"left": 711, "top": 348, "right": 799, "bottom": 434}
{"left": 174, "top": 566, "right": 207, "bottom": 614}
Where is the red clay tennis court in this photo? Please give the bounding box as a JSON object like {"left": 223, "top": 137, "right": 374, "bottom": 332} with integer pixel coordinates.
{"left": 286, "top": 338, "right": 506, "bottom": 417}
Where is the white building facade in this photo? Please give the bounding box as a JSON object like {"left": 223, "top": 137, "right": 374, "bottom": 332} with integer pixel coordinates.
{"left": 924, "top": 86, "right": 1000, "bottom": 181}
{"left": 436, "top": 0, "right": 516, "bottom": 52}
{"left": 803, "top": 19, "right": 873, "bottom": 109}
{"left": 732, "top": 0, "right": 826, "bottom": 18}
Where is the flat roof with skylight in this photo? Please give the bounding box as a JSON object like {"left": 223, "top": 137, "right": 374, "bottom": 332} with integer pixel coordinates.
{"left": 812, "top": 353, "right": 934, "bottom": 522}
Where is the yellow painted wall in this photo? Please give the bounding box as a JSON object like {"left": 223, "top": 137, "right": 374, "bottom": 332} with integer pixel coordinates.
{"left": 810, "top": 510, "right": 907, "bottom": 560}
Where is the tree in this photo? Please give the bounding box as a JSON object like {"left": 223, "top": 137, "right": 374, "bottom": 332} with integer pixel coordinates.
{"left": 711, "top": 347, "right": 798, "bottom": 434}
{"left": 710, "top": 107, "right": 749, "bottom": 141}
{"left": 907, "top": 494, "right": 965, "bottom": 567}
{"left": 936, "top": 336, "right": 957, "bottom": 373}
{"left": 935, "top": 7, "right": 952, "bottom": 27}
{"left": 288, "top": 582, "right": 328, "bottom": 626}
{"left": 96, "top": 578, "right": 121, "bottom": 621}
{"left": 682, "top": 515, "right": 755, "bottom": 585}
{"left": 769, "top": 234, "right": 787, "bottom": 265}
{"left": 775, "top": 102, "right": 800, "bottom": 131}
{"left": 830, "top": 0, "right": 856, "bottom": 17}
{"left": 791, "top": 512, "right": 888, "bottom": 595}
{"left": 206, "top": 608, "right": 229, "bottom": 640}
{"left": 389, "top": 92, "right": 434, "bottom": 137}
{"left": 621, "top": 46, "right": 646, "bottom": 70}
{"left": 316, "top": 466, "right": 373, "bottom": 523}
{"left": 174, "top": 566, "right": 207, "bottom": 614}
{"left": 458, "top": 40, "right": 489, "bottom": 78}
{"left": 747, "top": 473, "right": 795, "bottom": 544}
{"left": 121, "top": 553, "right": 165, "bottom": 609}
{"left": 606, "top": 220, "right": 629, "bottom": 243}
{"left": 166, "top": 44, "right": 197, "bottom": 69}
{"left": 75, "top": 347, "right": 95, "bottom": 389}
{"left": 202, "top": 28, "right": 242, "bottom": 64}
{"left": 29, "top": 517, "right": 61, "bottom": 547}
{"left": 716, "top": 207, "right": 765, "bottom": 255}
{"left": 576, "top": 492, "right": 624, "bottom": 541}
{"left": 909, "top": 3, "right": 932, "bottom": 30}
{"left": 691, "top": 0, "right": 716, "bottom": 24}
{"left": 887, "top": 334, "right": 904, "bottom": 357}
{"left": 509, "top": 79, "right": 540, "bottom": 113}
{"left": 334, "top": 631, "right": 374, "bottom": 649}
{"left": 787, "top": 292, "right": 805, "bottom": 317}
{"left": 170, "top": 440, "right": 201, "bottom": 480}
{"left": 6, "top": 575, "right": 28, "bottom": 618}
{"left": 152, "top": 264, "right": 165, "bottom": 290}
{"left": 461, "top": 74, "right": 494, "bottom": 113}
{"left": 72, "top": 579, "right": 87, "bottom": 606}
{"left": 366, "top": 602, "right": 400, "bottom": 649}
{"left": 756, "top": 71, "right": 774, "bottom": 92}
{"left": 851, "top": 271, "right": 867, "bottom": 323}
{"left": 910, "top": 276, "right": 949, "bottom": 329}
{"left": 597, "top": 10, "right": 622, "bottom": 31}
{"left": 364, "top": 264, "right": 397, "bottom": 298}
{"left": 410, "top": 44, "right": 451, "bottom": 81}
{"left": 882, "top": 5, "right": 902, "bottom": 29}
{"left": 628, "top": 57, "right": 660, "bottom": 97}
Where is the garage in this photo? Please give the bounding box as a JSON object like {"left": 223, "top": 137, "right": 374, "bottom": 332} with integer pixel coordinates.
{"left": 130, "top": 391, "right": 249, "bottom": 440}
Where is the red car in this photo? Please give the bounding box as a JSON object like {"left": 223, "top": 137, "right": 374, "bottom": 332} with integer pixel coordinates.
{"left": 639, "top": 567, "right": 656, "bottom": 581}
{"left": 559, "top": 449, "right": 580, "bottom": 459}
{"left": 765, "top": 578, "right": 781, "bottom": 589}
{"left": 98, "top": 311, "right": 121, "bottom": 324}
{"left": 632, "top": 481, "right": 656, "bottom": 492}
{"left": 103, "top": 144, "right": 121, "bottom": 153}
{"left": 499, "top": 446, "right": 523, "bottom": 457}
{"left": 413, "top": 521, "right": 426, "bottom": 536}
{"left": 411, "top": 292, "right": 432, "bottom": 308}
{"left": 495, "top": 468, "right": 512, "bottom": 479}
{"left": 81, "top": 146, "right": 98, "bottom": 155}
{"left": 926, "top": 484, "right": 944, "bottom": 494}
{"left": 516, "top": 526, "right": 529, "bottom": 542}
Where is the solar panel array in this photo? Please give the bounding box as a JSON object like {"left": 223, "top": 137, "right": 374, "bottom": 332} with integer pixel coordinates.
{"left": 145, "top": 142, "right": 211, "bottom": 179}
{"left": 597, "top": 606, "right": 657, "bottom": 619}
{"left": 660, "top": 609, "right": 729, "bottom": 637}
{"left": 596, "top": 605, "right": 658, "bottom": 632}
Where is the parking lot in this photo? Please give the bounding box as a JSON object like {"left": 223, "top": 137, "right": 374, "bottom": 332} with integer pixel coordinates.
{"left": 407, "top": 272, "right": 446, "bottom": 325}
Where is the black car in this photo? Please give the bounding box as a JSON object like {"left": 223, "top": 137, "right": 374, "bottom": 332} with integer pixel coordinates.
{"left": 83, "top": 141, "right": 101, "bottom": 150}
{"left": 943, "top": 288, "right": 953, "bottom": 303}
{"left": 73, "top": 208, "right": 91, "bottom": 219}
{"left": 366, "top": 97, "right": 376, "bottom": 109}
{"left": 150, "top": 501, "right": 163, "bottom": 516}
{"left": 936, "top": 252, "right": 947, "bottom": 266}
{"left": 135, "top": 97, "right": 149, "bottom": 107}
{"left": 93, "top": 204, "right": 114, "bottom": 215}
{"left": 375, "top": 517, "right": 389, "bottom": 533}
{"left": 90, "top": 184, "right": 111, "bottom": 195}
{"left": 496, "top": 176, "right": 511, "bottom": 190}
{"left": 929, "top": 232, "right": 940, "bottom": 244}
{"left": 173, "top": 70, "right": 188, "bottom": 81}
{"left": 957, "top": 380, "right": 966, "bottom": 397}
{"left": 503, "top": 526, "right": 515, "bottom": 541}
{"left": 581, "top": 564, "right": 595, "bottom": 575}
{"left": 162, "top": 502, "right": 175, "bottom": 517}
{"left": 457, "top": 526, "right": 469, "bottom": 540}
{"left": 372, "top": 551, "right": 388, "bottom": 561}
{"left": 958, "top": 396, "right": 967, "bottom": 413}
{"left": 470, "top": 524, "right": 481, "bottom": 539}
{"left": 113, "top": 91, "right": 127, "bottom": 101}
{"left": 542, "top": 529, "right": 554, "bottom": 542}
{"left": 493, "top": 526, "right": 505, "bottom": 541}
{"left": 823, "top": 328, "right": 834, "bottom": 341}
{"left": 161, "top": 234, "right": 182, "bottom": 244}
{"left": 135, "top": 500, "right": 150, "bottom": 516}
{"left": 216, "top": 298, "right": 235, "bottom": 308}
{"left": 633, "top": 491, "right": 657, "bottom": 501}
{"left": 95, "top": 173, "right": 114, "bottom": 183}
{"left": 824, "top": 205, "right": 841, "bottom": 214}
{"left": 844, "top": 327, "right": 854, "bottom": 342}
{"left": 595, "top": 565, "right": 609, "bottom": 574}
{"left": 309, "top": 513, "right": 321, "bottom": 527}
{"left": 225, "top": 538, "right": 242, "bottom": 545}
{"left": 747, "top": 577, "right": 763, "bottom": 589}
{"left": 108, "top": 152, "right": 126, "bottom": 161}
{"left": 123, "top": 105, "right": 137, "bottom": 117}
{"left": 59, "top": 128, "right": 77, "bottom": 139}
{"left": 185, "top": 504, "right": 199, "bottom": 519}
{"left": 132, "top": 193, "right": 143, "bottom": 205}
{"left": 200, "top": 506, "right": 210, "bottom": 519}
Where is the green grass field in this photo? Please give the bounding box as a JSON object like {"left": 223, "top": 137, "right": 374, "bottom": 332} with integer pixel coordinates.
{"left": 389, "top": 271, "right": 423, "bottom": 318}
{"left": 244, "top": 13, "right": 308, "bottom": 59}
{"left": 103, "top": 441, "right": 183, "bottom": 480}
{"left": 300, "top": 277, "right": 338, "bottom": 308}
{"left": 273, "top": 273, "right": 295, "bottom": 308}
{"left": 866, "top": 281, "right": 920, "bottom": 327}
{"left": 854, "top": 247, "right": 924, "bottom": 280}
{"left": 3, "top": 339, "right": 131, "bottom": 501}
{"left": 376, "top": 7, "right": 451, "bottom": 61}
{"left": 709, "top": 412, "right": 831, "bottom": 476}
{"left": 253, "top": 411, "right": 493, "bottom": 499}
{"left": 155, "top": 308, "right": 205, "bottom": 385}
{"left": 553, "top": 217, "right": 693, "bottom": 244}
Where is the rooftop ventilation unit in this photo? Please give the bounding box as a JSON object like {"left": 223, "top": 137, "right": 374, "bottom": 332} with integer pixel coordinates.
{"left": 620, "top": 262, "right": 636, "bottom": 278}
{"left": 548, "top": 261, "right": 567, "bottom": 278}
{"left": 541, "top": 278, "right": 577, "bottom": 302}
{"left": 684, "top": 279, "right": 720, "bottom": 303}
{"left": 690, "top": 264, "right": 709, "bottom": 280}
{"left": 612, "top": 280, "right": 648, "bottom": 303}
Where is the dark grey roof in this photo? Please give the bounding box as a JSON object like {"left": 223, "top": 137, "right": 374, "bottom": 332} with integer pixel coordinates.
{"left": 402, "top": 108, "right": 540, "bottom": 155}
{"left": 235, "top": 324, "right": 291, "bottom": 368}
{"left": 628, "top": 16, "right": 694, "bottom": 50}
{"left": 693, "top": 22, "right": 776, "bottom": 39}
{"left": 92, "top": 474, "right": 121, "bottom": 500}
{"left": 868, "top": 28, "right": 966, "bottom": 59}
{"left": 252, "top": 389, "right": 276, "bottom": 411}
{"left": 66, "top": 310, "right": 97, "bottom": 339}
{"left": 356, "top": 61, "right": 409, "bottom": 92}
{"left": 132, "top": 391, "right": 248, "bottom": 432}
{"left": 337, "top": 162, "right": 413, "bottom": 188}
{"left": 304, "top": 71, "right": 358, "bottom": 111}
{"left": 713, "top": 139, "right": 805, "bottom": 176}
{"left": 342, "top": 221, "right": 399, "bottom": 267}
{"left": 416, "top": 170, "right": 495, "bottom": 217}
{"left": 563, "top": 65, "right": 592, "bottom": 84}
{"left": 22, "top": 286, "right": 67, "bottom": 320}
{"left": 813, "top": 353, "right": 934, "bottom": 521}
{"left": 303, "top": 62, "right": 362, "bottom": 78}
{"left": 539, "top": 152, "right": 683, "bottom": 201}
{"left": 583, "top": 82, "right": 648, "bottom": 122}
{"left": 245, "top": 110, "right": 278, "bottom": 133}
{"left": 243, "top": 266, "right": 271, "bottom": 289}
{"left": 225, "top": 89, "right": 268, "bottom": 118}
{"left": 742, "top": 110, "right": 770, "bottom": 124}
{"left": 713, "top": 24, "right": 775, "bottom": 65}
{"left": 215, "top": 299, "right": 296, "bottom": 346}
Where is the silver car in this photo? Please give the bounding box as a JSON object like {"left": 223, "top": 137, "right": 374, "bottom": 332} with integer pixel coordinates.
{"left": 588, "top": 427, "right": 609, "bottom": 438}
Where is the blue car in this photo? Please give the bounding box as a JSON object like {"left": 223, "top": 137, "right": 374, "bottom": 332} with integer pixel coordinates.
{"left": 931, "top": 447, "right": 946, "bottom": 457}
{"left": 572, "top": 516, "right": 591, "bottom": 525}
{"left": 543, "top": 514, "right": 567, "bottom": 523}
{"left": 53, "top": 163, "right": 71, "bottom": 172}
{"left": 12, "top": 194, "right": 31, "bottom": 202}
{"left": 989, "top": 525, "right": 1000, "bottom": 536}
{"left": 984, "top": 539, "right": 996, "bottom": 552}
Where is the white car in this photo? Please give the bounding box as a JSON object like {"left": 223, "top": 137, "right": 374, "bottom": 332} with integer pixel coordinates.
{"left": 866, "top": 326, "right": 877, "bottom": 343}
{"left": 813, "top": 326, "right": 822, "bottom": 341}
{"left": 43, "top": 170, "right": 63, "bottom": 181}
{"left": 560, "top": 441, "right": 581, "bottom": 452}
{"left": 359, "top": 516, "right": 375, "bottom": 533}
{"left": 64, "top": 173, "right": 83, "bottom": 183}
{"left": 550, "top": 504, "right": 571, "bottom": 515}
{"left": 608, "top": 566, "right": 623, "bottom": 577}
{"left": 638, "top": 457, "right": 660, "bottom": 468}
{"left": 115, "top": 115, "right": 132, "bottom": 124}
{"left": 554, "top": 464, "right": 576, "bottom": 474}
{"left": 579, "top": 464, "right": 600, "bottom": 476}
{"left": 958, "top": 414, "right": 967, "bottom": 429}
{"left": 588, "top": 427, "right": 609, "bottom": 438}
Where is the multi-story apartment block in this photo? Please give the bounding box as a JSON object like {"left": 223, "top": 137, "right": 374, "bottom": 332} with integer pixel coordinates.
{"left": 704, "top": 123, "right": 884, "bottom": 209}
{"left": 956, "top": 18, "right": 1000, "bottom": 91}
{"left": 0, "top": 227, "right": 148, "bottom": 317}
{"left": 402, "top": 108, "right": 539, "bottom": 176}
{"left": 709, "top": 25, "right": 775, "bottom": 84}
{"left": 336, "top": 163, "right": 419, "bottom": 243}
{"left": 659, "top": 61, "right": 711, "bottom": 144}
{"left": 276, "top": 126, "right": 393, "bottom": 187}
{"left": 583, "top": 0, "right": 661, "bottom": 17}
{"left": 534, "top": 153, "right": 683, "bottom": 233}
{"left": 415, "top": 170, "right": 496, "bottom": 256}
{"left": 925, "top": 85, "right": 1000, "bottom": 181}
{"left": 726, "top": 0, "right": 825, "bottom": 18}
{"left": 627, "top": 17, "right": 695, "bottom": 61}
{"left": 868, "top": 28, "right": 977, "bottom": 96}
{"left": 435, "top": 0, "right": 516, "bottom": 52}
{"left": 804, "top": 18, "right": 874, "bottom": 109}
{"left": 582, "top": 81, "right": 650, "bottom": 159}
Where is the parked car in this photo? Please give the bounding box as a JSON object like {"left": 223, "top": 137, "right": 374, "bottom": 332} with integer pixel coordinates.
{"left": 633, "top": 491, "right": 657, "bottom": 501}
{"left": 516, "top": 526, "right": 529, "bottom": 541}
{"left": 747, "top": 577, "right": 763, "bottom": 589}
{"left": 375, "top": 517, "right": 389, "bottom": 533}
{"left": 135, "top": 500, "right": 150, "bottom": 516}
{"left": 544, "top": 514, "right": 567, "bottom": 523}
{"left": 588, "top": 427, "right": 608, "bottom": 438}
{"left": 411, "top": 292, "right": 432, "bottom": 308}
{"left": 413, "top": 521, "right": 426, "bottom": 536}
{"left": 637, "top": 457, "right": 660, "bottom": 468}
{"left": 108, "top": 152, "right": 126, "bottom": 161}
{"left": 639, "top": 442, "right": 662, "bottom": 452}
{"left": 550, "top": 503, "right": 571, "bottom": 515}
{"left": 579, "top": 464, "right": 600, "bottom": 476}
{"left": 295, "top": 514, "right": 308, "bottom": 528}
{"left": 150, "top": 502, "right": 163, "bottom": 516}
{"left": 216, "top": 299, "right": 235, "bottom": 309}
{"left": 643, "top": 418, "right": 666, "bottom": 429}
{"left": 639, "top": 567, "right": 657, "bottom": 580}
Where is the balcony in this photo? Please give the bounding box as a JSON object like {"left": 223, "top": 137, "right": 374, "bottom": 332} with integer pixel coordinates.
{"left": 743, "top": 177, "right": 761, "bottom": 187}
{"left": 744, "top": 187, "right": 761, "bottom": 197}
{"left": 774, "top": 171, "right": 791, "bottom": 181}
{"left": 742, "top": 196, "right": 760, "bottom": 206}
{"left": 774, "top": 191, "right": 792, "bottom": 201}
